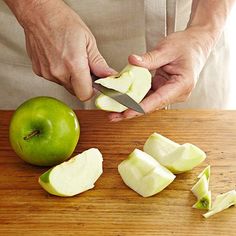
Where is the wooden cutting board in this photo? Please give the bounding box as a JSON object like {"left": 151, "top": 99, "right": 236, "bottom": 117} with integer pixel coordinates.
{"left": 0, "top": 110, "right": 236, "bottom": 236}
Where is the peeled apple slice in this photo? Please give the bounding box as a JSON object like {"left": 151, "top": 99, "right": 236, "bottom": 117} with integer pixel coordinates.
{"left": 95, "top": 64, "right": 151, "bottom": 112}
{"left": 191, "top": 175, "right": 209, "bottom": 199}
{"left": 118, "top": 149, "right": 176, "bottom": 197}
{"left": 191, "top": 166, "right": 211, "bottom": 210}
{"left": 203, "top": 190, "right": 236, "bottom": 218}
{"left": 143, "top": 133, "right": 180, "bottom": 159}
{"left": 144, "top": 133, "right": 206, "bottom": 174}
{"left": 197, "top": 165, "right": 211, "bottom": 182}
{"left": 193, "top": 191, "right": 211, "bottom": 210}
{"left": 38, "top": 148, "right": 103, "bottom": 197}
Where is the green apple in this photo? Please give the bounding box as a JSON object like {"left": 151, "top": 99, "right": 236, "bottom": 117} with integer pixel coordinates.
{"left": 203, "top": 190, "right": 236, "bottom": 218}
{"left": 95, "top": 64, "right": 152, "bottom": 112}
{"left": 9, "top": 96, "right": 80, "bottom": 166}
{"left": 143, "top": 133, "right": 206, "bottom": 174}
{"left": 39, "top": 148, "right": 103, "bottom": 197}
{"left": 118, "top": 149, "right": 176, "bottom": 197}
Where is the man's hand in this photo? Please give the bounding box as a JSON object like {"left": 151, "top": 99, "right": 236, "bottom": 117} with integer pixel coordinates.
{"left": 109, "top": 27, "right": 214, "bottom": 122}
{"left": 5, "top": 0, "right": 114, "bottom": 101}
{"left": 109, "top": 0, "right": 236, "bottom": 122}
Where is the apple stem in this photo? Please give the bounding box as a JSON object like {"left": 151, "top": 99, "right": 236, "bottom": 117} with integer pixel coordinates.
{"left": 24, "top": 130, "right": 40, "bottom": 140}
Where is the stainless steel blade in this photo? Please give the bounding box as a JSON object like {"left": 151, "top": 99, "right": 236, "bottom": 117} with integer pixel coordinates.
{"left": 91, "top": 74, "right": 145, "bottom": 114}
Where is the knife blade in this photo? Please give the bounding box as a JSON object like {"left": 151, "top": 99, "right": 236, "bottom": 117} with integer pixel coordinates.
{"left": 91, "top": 74, "right": 145, "bottom": 114}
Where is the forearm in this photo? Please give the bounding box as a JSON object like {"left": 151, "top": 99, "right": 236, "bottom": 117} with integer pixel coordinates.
{"left": 188, "top": 0, "right": 236, "bottom": 42}
{"left": 4, "top": 0, "right": 64, "bottom": 27}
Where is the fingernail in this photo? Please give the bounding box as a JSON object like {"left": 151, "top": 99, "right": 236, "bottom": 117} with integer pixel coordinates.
{"left": 132, "top": 55, "right": 143, "bottom": 62}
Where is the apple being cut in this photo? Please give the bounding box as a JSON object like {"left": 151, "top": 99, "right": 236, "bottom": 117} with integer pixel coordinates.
{"left": 39, "top": 148, "right": 103, "bottom": 197}
{"left": 9, "top": 96, "right": 80, "bottom": 166}
{"left": 95, "top": 64, "right": 152, "bottom": 112}
{"left": 118, "top": 149, "right": 176, "bottom": 197}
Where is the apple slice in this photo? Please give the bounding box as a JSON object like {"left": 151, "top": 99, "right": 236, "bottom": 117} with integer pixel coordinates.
{"left": 118, "top": 149, "right": 176, "bottom": 197}
{"left": 191, "top": 175, "right": 209, "bottom": 199}
{"left": 143, "top": 133, "right": 206, "bottom": 174}
{"left": 203, "top": 190, "right": 236, "bottom": 218}
{"left": 197, "top": 165, "right": 211, "bottom": 182}
{"left": 192, "top": 191, "right": 211, "bottom": 210}
{"left": 191, "top": 166, "right": 211, "bottom": 210}
{"left": 39, "top": 148, "right": 103, "bottom": 197}
{"left": 143, "top": 133, "right": 180, "bottom": 159}
{"left": 95, "top": 64, "right": 151, "bottom": 112}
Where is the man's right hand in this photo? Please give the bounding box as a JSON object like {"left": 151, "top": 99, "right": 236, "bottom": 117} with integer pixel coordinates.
{"left": 5, "top": 0, "right": 114, "bottom": 101}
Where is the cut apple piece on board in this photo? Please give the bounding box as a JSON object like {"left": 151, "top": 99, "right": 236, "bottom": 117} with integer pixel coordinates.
{"left": 203, "top": 190, "right": 236, "bottom": 218}
{"left": 191, "top": 166, "right": 211, "bottom": 210}
{"left": 118, "top": 149, "right": 176, "bottom": 197}
{"left": 197, "top": 165, "right": 211, "bottom": 182}
{"left": 192, "top": 191, "right": 211, "bottom": 210}
{"left": 191, "top": 175, "right": 209, "bottom": 199}
{"left": 39, "top": 148, "right": 103, "bottom": 197}
{"left": 143, "top": 133, "right": 180, "bottom": 159}
{"left": 143, "top": 133, "right": 206, "bottom": 174}
{"left": 95, "top": 64, "right": 152, "bottom": 112}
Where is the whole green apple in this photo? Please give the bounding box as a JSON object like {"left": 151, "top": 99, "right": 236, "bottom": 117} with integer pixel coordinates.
{"left": 9, "top": 96, "right": 80, "bottom": 166}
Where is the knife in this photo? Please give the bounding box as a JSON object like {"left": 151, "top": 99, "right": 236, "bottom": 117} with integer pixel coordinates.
{"left": 91, "top": 74, "right": 145, "bottom": 114}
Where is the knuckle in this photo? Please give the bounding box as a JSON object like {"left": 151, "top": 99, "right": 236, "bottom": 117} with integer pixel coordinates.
{"left": 49, "top": 66, "right": 67, "bottom": 80}
{"left": 145, "top": 51, "right": 156, "bottom": 64}
{"left": 91, "top": 53, "right": 106, "bottom": 65}
{"left": 67, "top": 58, "right": 88, "bottom": 73}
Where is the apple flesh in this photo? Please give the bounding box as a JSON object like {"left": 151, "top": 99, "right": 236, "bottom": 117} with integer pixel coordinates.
{"left": 9, "top": 96, "right": 80, "bottom": 166}
{"left": 191, "top": 166, "right": 211, "bottom": 210}
{"left": 39, "top": 148, "right": 103, "bottom": 197}
{"left": 193, "top": 191, "right": 211, "bottom": 210}
{"left": 198, "top": 165, "right": 211, "bottom": 181}
{"left": 95, "top": 64, "right": 151, "bottom": 112}
{"left": 203, "top": 190, "right": 236, "bottom": 218}
{"left": 118, "top": 149, "right": 176, "bottom": 197}
{"left": 191, "top": 175, "right": 209, "bottom": 199}
{"left": 143, "top": 133, "right": 206, "bottom": 174}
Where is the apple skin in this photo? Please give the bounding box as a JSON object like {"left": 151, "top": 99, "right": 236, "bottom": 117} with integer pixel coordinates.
{"left": 9, "top": 96, "right": 80, "bottom": 166}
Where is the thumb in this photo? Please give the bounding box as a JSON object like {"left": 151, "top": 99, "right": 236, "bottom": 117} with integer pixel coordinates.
{"left": 88, "top": 44, "right": 116, "bottom": 78}
{"left": 128, "top": 49, "right": 171, "bottom": 71}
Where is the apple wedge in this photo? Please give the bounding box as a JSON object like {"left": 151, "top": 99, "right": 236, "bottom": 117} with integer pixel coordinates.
{"left": 191, "top": 175, "right": 209, "bottom": 199}
{"left": 203, "top": 190, "right": 236, "bottom": 218}
{"left": 95, "top": 64, "right": 151, "bottom": 112}
{"left": 193, "top": 191, "right": 211, "bottom": 210}
{"left": 39, "top": 148, "right": 103, "bottom": 197}
{"left": 197, "top": 165, "right": 211, "bottom": 182}
{"left": 191, "top": 166, "right": 211, "bottom": 210}
{"left": 118, "top": 149, "right": 176, "bottom": 197}
{"left": 143, "top": 133, "right": 206, "bottom": 174}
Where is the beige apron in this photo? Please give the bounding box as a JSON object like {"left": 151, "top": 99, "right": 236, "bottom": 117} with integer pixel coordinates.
{"left": 0, "top": 0, "right": 230, "bottom": 109}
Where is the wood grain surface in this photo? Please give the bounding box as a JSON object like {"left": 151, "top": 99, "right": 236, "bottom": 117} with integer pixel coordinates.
{"left": 0, "top": 110, "right": 236, "bottom": 236}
